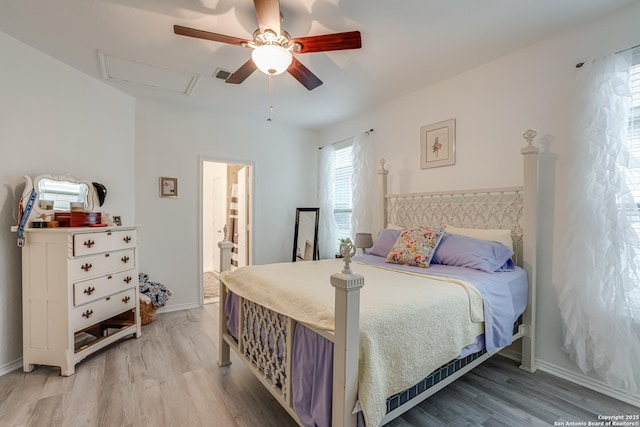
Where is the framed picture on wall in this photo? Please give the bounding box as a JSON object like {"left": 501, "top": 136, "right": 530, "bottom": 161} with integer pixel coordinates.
{"left": 160, "top": 177, "right": 178, "bottom": 198}
{"left": 420, "top": 119, "right": 456, "bottom": 169}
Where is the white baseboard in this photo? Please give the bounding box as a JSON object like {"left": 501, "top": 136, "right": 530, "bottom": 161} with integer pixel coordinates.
{"left": 0, "top": 358, "right": 22, "bottom": 377}
{"left": 498, "top": 347, "right": 640, "bottom": 407}
{"left": 536, "top": 359, "right": 640, "bottom": 408}
{"left": 156, "top": 301, "right": 200, "bottom": 314}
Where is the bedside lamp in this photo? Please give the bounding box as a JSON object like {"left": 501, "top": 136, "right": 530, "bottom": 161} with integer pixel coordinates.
{"left": 355, "top": 233, "right": 373, "bottom": 255}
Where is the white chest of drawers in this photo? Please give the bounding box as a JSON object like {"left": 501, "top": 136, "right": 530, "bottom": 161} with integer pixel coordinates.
{"left": 20, "top": 226, "right": 141, "bottom": 376}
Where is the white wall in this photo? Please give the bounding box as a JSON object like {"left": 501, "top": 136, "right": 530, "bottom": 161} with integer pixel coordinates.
{"left": 319, "top": 2, "right": 640, "bottom": 406}
{"left": 135, "top": 100, "right": 318, "bottom": 311}
{"left": 0, "top": 31, "right": 136, "bottom": 373}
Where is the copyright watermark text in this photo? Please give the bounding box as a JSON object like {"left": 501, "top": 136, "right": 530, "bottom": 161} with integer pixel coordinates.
{"left": 553, "top": 414, "right": 640, "bottom": 427}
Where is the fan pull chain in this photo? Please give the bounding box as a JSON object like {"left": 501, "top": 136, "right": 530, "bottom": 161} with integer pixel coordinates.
{"left": 267, "top": 76, "right": 274, "bottom": 122}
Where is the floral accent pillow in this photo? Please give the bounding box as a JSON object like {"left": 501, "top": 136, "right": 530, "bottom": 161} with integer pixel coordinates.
{"left": 385, "top": 226, "right": 445, "bottom": 268}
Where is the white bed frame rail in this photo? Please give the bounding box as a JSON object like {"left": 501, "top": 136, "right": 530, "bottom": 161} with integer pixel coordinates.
{"left": 217, "top": 130, "right": 539, "bottom": 427}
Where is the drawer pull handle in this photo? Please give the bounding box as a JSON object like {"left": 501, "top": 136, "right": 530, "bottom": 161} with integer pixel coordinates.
{"left": 123, "top": 276, "right": 132, "bottom": 284}
{"left": 81, "top": 263, "right": 92, "bottom": 272}
{"left": 83, "top": 286, "right": 95, "bottom": 295}
{"left": 83, "top": 240, "right": 95, "bottom": 248}
{"left": 122, "top": 296, "right": 131, "bottom": 304}
{"left": 82, "top": 310, "right": 93, "bottom": 318}
{"left": 123, "top": 236, "right": 132, "bottom": 243}
{"left": 105, "top": 253, "right": 110, "bottom": 258}
{"left": 121, "top": 256, "right": 130, "bottom": 264}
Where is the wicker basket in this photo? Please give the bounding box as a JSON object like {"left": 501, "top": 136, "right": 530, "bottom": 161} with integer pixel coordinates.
{"left": 139, "top": 298, "right": 157, "bottom": 325}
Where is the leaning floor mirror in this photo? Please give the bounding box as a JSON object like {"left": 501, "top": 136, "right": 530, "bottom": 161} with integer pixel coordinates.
{"left": 292, "top": 208, "right": 319, "bottom": 262}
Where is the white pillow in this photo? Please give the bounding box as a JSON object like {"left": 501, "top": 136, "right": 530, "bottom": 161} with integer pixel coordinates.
{"left": 445, "top": 225, "right": 513, "bottom": 249}
{"left": 386, "top": 223, "right": 404, "bottom": 230}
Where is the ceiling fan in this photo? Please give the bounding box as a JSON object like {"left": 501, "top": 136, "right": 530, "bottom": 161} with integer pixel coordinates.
{"left": 174, "top": 0, "right": 362, "bottom": 91}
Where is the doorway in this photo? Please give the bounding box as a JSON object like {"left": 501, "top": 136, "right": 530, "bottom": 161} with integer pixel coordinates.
{"left": 202, "top": 160, "right": 252, "bottom": 304}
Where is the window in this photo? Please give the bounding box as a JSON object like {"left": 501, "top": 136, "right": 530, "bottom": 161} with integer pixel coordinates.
{"left": 624, "top": 47, "right": 640, "bottom": 314}
{"left": 626, "top": 50, "right": 640, "bottom": 200}
{"left": 333, "top": 144, "right": 353, "bottom": 253}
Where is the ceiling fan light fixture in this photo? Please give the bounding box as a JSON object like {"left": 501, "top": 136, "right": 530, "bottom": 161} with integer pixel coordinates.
{"left": 251, "top": 44, "right": 292, "bottom": 76}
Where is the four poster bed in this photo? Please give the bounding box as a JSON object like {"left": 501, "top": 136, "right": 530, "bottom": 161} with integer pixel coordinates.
{"left": 216, "top": 131, "right": 539, "bottom": 427}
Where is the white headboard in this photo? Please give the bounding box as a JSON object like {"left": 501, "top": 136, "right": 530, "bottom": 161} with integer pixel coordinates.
{"left": 376, "top": 129, "right": 539, "bottom": 372}
{"left": 383, "top": 187, "right": 524, "bottom": 266}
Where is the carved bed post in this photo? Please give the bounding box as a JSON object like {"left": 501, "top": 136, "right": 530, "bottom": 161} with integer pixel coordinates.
{"left": 378, "top": 158, "right": 389, "bottom": 230}
{"left": 331, "top": 240, "right": 364, "bottom": 427}
{"left": 520, "top": 130, "right": 539, "bottom": 373}
{"left": 218, "top": 225, "right": 235, "bottom": 367}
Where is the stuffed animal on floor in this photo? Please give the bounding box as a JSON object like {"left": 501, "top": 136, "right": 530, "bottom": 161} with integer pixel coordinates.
{"left": 138, "top": 272, "right": 173, "bottom": 325}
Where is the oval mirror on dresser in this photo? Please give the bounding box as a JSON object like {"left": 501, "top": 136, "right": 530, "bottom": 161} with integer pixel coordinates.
{"left": 23, "top": 173, "right": 98, "bottom": 223}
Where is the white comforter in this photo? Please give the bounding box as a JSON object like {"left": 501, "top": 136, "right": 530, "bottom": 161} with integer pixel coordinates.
{"left": 220, "top": 259, "right": 484, "bottom": 427}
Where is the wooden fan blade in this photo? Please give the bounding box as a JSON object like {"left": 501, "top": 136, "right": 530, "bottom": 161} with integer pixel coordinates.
{"left": 287, "top": 57, "right": 322, "bottom": 91}
{"left": 292, "top": 31, "right": 362, "bottom": 53}
{"left": 174, "top": 25, "right": 247, "bottom": 47}
{"left": 225, "top": 59, "right": 258, "bottom": 84}
{"left": 254, "top": 0, "right": 281, "bottom": 36}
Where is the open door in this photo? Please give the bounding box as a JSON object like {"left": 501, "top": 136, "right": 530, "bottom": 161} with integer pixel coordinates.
{"left": 202, "top": 160, "right": 252, "bottom": 304}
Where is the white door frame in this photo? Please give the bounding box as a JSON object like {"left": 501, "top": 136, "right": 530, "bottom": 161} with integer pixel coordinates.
{"left": 235, "top": 165, "right": 249, "bottom": 268}
{"left": 198, "top": 156, "right": 254, "bottom": 306}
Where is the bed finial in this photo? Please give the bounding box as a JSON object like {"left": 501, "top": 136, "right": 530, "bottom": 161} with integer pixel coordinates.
{"left": 339, "top": 238, "right": 357, "bottom": 274}
{"left": 522, "top": 129, "right": 538, "bottom": 152}
{"left": 523, "top": 129, "right": 537, "bottom": 143}
{"left": 378, "top": 158, "right": 388, "bottom": 173}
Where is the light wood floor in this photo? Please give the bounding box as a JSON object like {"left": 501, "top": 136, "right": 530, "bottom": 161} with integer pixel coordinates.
{"left": 0, "top": 304, "right": 637, "bottom": 427}
{"left": 203, "top": 271, "right": 220, "bottom": 305}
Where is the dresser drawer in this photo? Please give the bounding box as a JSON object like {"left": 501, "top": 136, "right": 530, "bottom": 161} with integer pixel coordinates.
{"left": 73, "top": 269, "right": 136, "bottom": 307}
{"left": 73, "top": 229, "right": 137, "bottom": 257}
{"left": 69, "top": 248, "right": 135, "bottom": 281}
{"left": 72, "top": 288, "right": 136, "bottom": 332}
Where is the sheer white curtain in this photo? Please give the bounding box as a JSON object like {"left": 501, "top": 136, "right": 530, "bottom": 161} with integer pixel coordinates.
{"left": 318, "top": 145, "right": 338, "bottom": 259}
{"left": 351, "top": 134, "right": 375, "bottom": 237}
{"left": 563, "top": 52, "right": 640, "bottom": 393}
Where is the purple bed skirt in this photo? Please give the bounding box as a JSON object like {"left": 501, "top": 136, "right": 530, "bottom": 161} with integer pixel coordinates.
{"left": 226, "top": 291, "right": 486, "bottom": 427}
{"left": 225, "top": 292, "right": 339, "bottom": 426}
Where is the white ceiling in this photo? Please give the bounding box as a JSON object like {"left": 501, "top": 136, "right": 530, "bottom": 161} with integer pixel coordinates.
{"left": 0, "top": 0, "right": 637, "bottom": 130}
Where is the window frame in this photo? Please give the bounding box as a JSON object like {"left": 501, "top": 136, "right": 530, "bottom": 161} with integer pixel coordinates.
{"left": 332, "top": 140, "right": 354, "bottom": 254}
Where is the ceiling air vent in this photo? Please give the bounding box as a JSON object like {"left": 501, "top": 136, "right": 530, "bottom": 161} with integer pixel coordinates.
{"left": 213, "top": 68, "right": 232, "bottom": 80}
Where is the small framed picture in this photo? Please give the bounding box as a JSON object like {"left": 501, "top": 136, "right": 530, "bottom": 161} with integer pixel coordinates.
{"left": 160, "top": 177, "right": 178, "bottom": 198}
{"left": 420, "top": 119, "right": 456, "bottom": 169}
{"left": 113, "top": 216, "right": 122, "bottom": 226}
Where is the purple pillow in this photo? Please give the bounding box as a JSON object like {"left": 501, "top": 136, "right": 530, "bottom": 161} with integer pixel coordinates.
{"left": 432, "top": 232, "right": 514, "bottom": 272}
{"left": 368, "top": 229, "right": 402, "bottom": 257}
